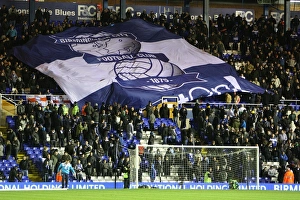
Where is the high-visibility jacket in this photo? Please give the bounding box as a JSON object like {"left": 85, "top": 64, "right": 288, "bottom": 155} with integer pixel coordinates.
{"left": 283, "top": 169, "right": 294, "bottom": 184}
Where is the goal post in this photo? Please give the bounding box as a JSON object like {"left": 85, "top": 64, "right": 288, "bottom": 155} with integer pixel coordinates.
{"left": 129, "top": 145, "right": 260, "bottom": 190}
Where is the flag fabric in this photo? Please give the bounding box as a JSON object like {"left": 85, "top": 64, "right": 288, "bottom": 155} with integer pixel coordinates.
{"left": 13, "top": 18, "right": 265, "bottom": 108}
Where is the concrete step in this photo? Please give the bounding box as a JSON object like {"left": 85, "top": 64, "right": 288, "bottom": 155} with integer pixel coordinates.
{"left": 17, "top": 151, "right": 43, "bottom": 182}
{"left": 1, "top": 99, "right": 16, "bottom": 126}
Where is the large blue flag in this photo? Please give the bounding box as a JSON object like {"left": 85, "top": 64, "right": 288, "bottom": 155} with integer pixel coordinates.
{"left": 13, "top": 18, "right": 264, "bottom": 108}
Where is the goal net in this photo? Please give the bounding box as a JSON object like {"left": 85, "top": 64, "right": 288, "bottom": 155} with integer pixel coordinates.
{"left": 129, "top": 145, "right": 259, "bottom": 189}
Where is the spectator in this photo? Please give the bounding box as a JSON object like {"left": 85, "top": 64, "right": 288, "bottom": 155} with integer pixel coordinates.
{"left": 8, "top": 166, "right": 21, "bottom": 182}
{"left": 6, "top": 25, "right": 17, "bottom": 39}
{"left": 8, "top": 5, "right": 17, "bottom": 26}
{"left": 43, "top": 8, "right": 50, "bottom": 23}
{"left": 149, "top": 112, "right": 156, "bottom": 131}
{"left": 19, "top": 155, "right": 30, "bottom": 177}
{"left": 5, "top": 140, "right": 12, "bottom": 159}
{"left": 85, "top": 162, "right": 93, "bottom": 181}
{"left": 35, "top": 7, "right": 43, "bottom": 22}
{"left": 42, "top": 158, "right": 52, "bottom": 182}
{"left": 74, "top": 159, "right": 84, "bottom": 181}
{"left": 179, "top": 105, "right": 187, "bottom": 129}
{"left": 172, "top": 104, "right": 179, "bottom": 125}
{"left": 294, "top": 164, "right": 300, "bottom": 184}
{"left": 267, "top": 165, "right": 278, "bottom": 180}
{"left": 279, "top": 151, "right": 289, "bottom": 168}
{"left": 126, "top": 119, "right": 134, "bottom": 140}
{"left": 0, "top": 142, "right": 4, "bottom": 159}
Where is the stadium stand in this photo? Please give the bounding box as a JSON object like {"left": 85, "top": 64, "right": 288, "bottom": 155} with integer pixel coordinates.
{"left": 0, "top": 3, "right": 300, "bottom": 184}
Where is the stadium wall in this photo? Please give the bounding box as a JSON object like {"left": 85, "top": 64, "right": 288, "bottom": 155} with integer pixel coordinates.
{"left": 0, "top": 182, "right": 300, "bottom": 191}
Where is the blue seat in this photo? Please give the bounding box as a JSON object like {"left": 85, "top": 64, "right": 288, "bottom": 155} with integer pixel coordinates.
{"left": 29, "top": 154, "right": 36, "bottom": 160}
{"left": 27, "top": 150, "right": 33, "bottom": 155}
{"left": 6, "top": 116, "right": 13, "bottom": 123}
{"left": 34, "top": 149, "right": 41, "bottom": 155}
{"left": 133, "top": 139, "right": 140, "bottom": 145}
{"left": 259, "top": 177, "right": 264, "bottom": 183}
{"left": 265, "top": 177, "right": 270, "bottom": 183}
{"left": 24, "top": 146, "right": 31, "bottom": 151}
{"left": 5, "top": 87, "right": 12, "bottom": 93}
{"left": 101, "top": 155, "right": 108, "bottom": 161}
{"left": 11, "top": 163, "right": 18, "bottom": 167}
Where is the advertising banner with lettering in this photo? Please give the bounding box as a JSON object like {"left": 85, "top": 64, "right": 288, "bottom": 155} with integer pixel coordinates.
{"left": 1, "top": 182, "right": 300, "bottom": 191}
{"left": 2, "top": 1, "right": 300, "bottom": 23}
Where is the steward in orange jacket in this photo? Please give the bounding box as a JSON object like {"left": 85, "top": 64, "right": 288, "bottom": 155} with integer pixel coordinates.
{"left": 283, "top": 167, "right": 294, "bottom": 184}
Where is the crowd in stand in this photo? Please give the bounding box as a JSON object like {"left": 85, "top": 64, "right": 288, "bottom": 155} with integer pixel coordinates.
{"left": 0, "top": 4, "right": 300, "bottom": 183}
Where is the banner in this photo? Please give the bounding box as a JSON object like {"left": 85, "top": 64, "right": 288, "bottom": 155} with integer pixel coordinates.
{"left": 13, "top": 18, "right": 265, "bottom": 108}
{"left": 2, "top": 1, "right": 300, "bottom": 23}
{"left": 1, "top": 182, "right": 300, "bottom": 191}
{"left": 21, "top": 95, "right": 71, "bottom": 107}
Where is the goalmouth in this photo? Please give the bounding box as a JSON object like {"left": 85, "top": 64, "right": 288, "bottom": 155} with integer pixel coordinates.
{"left": 129, "top": 145, "right": 260, "bottom": 190}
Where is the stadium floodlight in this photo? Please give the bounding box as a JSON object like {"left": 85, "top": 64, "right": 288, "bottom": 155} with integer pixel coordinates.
{"left": 129, "top": 145, "right": 259, "bottom": 190}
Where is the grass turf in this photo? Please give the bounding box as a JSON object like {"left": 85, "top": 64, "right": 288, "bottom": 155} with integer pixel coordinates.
{"left": 0, "top": 189, "right": 299, "bottom": 200}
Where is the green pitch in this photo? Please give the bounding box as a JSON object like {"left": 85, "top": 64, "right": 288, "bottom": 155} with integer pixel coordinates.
{"left": 0, "top": 189, "right": 298, "bottom": 200}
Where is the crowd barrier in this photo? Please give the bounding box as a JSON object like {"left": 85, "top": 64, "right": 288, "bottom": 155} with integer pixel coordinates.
{"left": 0, "top": 182, "right": 299, "bottom": 191}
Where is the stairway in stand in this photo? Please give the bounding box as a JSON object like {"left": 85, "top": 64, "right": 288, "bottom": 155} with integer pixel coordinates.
{"left": 1, "top": 99, "right": 42, "bottom": 182}
{"left": 17, "top": 151, "right": 43, "bottom": 182}
{"left": 1, "top": 99, "right": 16, "bottom": 127}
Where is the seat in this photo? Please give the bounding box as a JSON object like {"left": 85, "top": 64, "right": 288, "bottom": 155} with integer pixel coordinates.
{"left": 27, "top": 150, "right": 33, "bottom": 155}
{"left": 29, "top": 154, "right": 36, "bottom": 160}
{"left": 6, "top": 116, "right": 13, "bottom": 123}
{"left": 5, "top": 167, "right": 11, "bottom": 172}
{"left": 11, "top": 163, "right": 18, "bottom": 167}
{"left": 24, "top": 146, "right": 31, "bottom": 151}
{"left": 8, "top": 158, "right": 15, "bottom": 163}
{"left": 265, "top": 177, "right": 270, "bottom": 183}
{"left": 34, "top": 149, "right": 41, "bottom": 155}
{"left": 101, "top": 155, "right": 108, "bottom": 161}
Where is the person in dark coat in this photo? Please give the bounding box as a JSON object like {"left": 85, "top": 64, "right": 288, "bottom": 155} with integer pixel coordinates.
{"left": 5, "top": 140, "right": 12, "bottom": 160}
{"left": 262, "top": 90, "right": 271, "bottom": 107}
{"left": 8, "top": 166, "right": 21, "bottom": 182}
